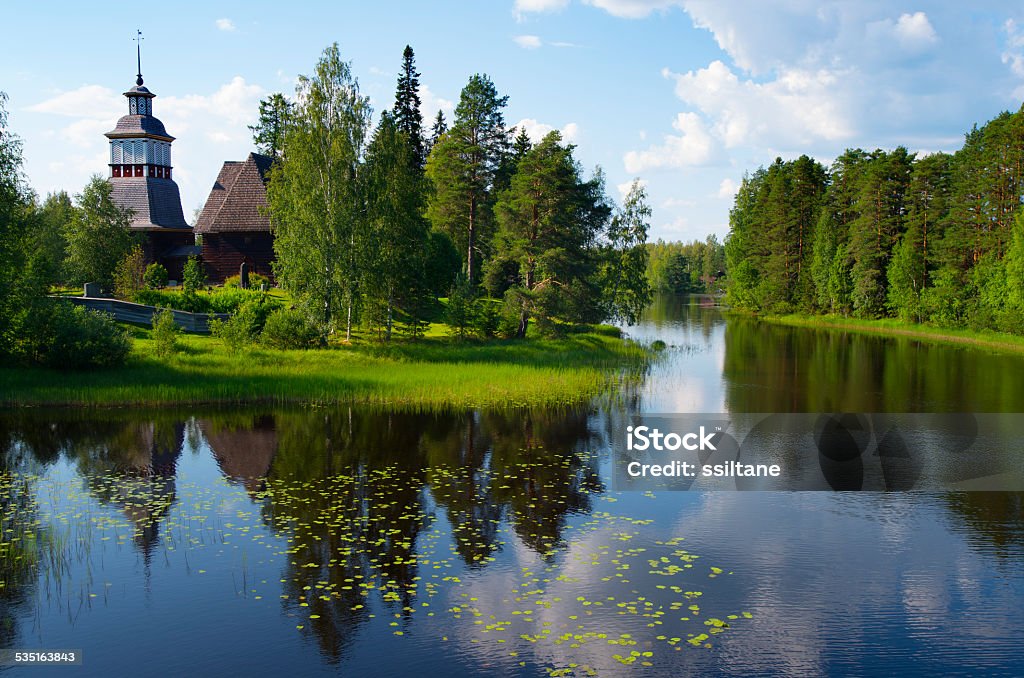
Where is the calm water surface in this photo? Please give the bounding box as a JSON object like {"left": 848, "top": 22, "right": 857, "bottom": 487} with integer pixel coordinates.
{"left": 1, "top": 296, "right": 1021, "bottom": 676}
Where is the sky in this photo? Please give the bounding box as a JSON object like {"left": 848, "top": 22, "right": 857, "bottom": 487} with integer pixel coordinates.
{"left": 2, "top": 1, "right": 1023, "bottom": 242}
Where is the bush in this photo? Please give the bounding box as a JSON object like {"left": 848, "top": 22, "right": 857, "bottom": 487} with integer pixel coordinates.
{"left": 144, "top": 262, "right": 169, "bottom": 290}
{"left": 151, "top": 307, "right": 180, "bottom": 358}
{"left": 21, "top": 301, "right": 131, "bottom": 369}
{"left": 223, "top": 272, "right": 270, "bottom": 290}
{"left": 210, "top": 297, "right": 281, "bottom": 350}
{"left": 134, "top": 289, "right": 211, "bottom": 313}
{"left": 261, "top": 308, "right": 323, "bottom": 349}
{"left": 206, "top": 287, "right": 263, "bottom": 314}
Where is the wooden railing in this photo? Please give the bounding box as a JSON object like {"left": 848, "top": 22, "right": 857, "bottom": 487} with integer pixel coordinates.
{"left": 61, "top": 296, "right": 229, "bottom": 333}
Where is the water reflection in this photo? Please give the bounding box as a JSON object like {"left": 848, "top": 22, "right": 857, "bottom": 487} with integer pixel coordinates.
{"left": 0, "top": 295, "right": 1022, "bottom": 675}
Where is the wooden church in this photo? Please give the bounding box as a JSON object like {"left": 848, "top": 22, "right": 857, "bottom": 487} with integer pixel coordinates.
{"left": 194, "top": 152, "right": 276, "bottom": 284}
{"left": 104, "top": 50, "right": 196, "bottom": 280}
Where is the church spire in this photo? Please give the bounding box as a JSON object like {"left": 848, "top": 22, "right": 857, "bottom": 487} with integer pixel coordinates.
{"left": 135, "top": 29, "right": 144, "bottom": 86}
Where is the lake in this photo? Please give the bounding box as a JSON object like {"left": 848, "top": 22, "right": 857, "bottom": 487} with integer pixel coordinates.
{"left": 1, "top": 295, "right": 1021, "bottom": 676}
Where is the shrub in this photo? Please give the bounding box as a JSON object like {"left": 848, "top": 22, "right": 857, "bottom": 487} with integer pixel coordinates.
{"left": 144, "top": 262, "right": 168, "bottom": 290}
{"left": 472, "top": 298, "right": 501, "bottom": 339}
{"left": 210, "top": 297, "right": 280, "bottom": 350}
{"left": 22, "top": 301, "right": 131, "bottom": 369}
{"left": 207, "top": 287, "right": 262, "bottom": 314}
{"left": 261, "top": 308, "right": 323, "bottom": 349}
{"left": 151, "top": 307, "right": 180, "bottom": 357}
{"left": 223, "top": 272, "right": 270, "bottom": 290}
{"left": 134, "top": 289, "right": 211, "bottom": 313}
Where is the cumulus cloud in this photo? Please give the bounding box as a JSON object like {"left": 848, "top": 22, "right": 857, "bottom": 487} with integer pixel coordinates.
{"left": 215, "top": 18, "right": 236, "bottom": 32}
{"left": 664, "top": 60, "right": 852, "bottom": 150}
{"left": 513, "top": 118, "right": 580, "bottom": 143}
{"left": 623, "top": 111, "right": 717, "bottom": 173}
{"left": 513, "top": 34, "right": 543, "bottom": 49}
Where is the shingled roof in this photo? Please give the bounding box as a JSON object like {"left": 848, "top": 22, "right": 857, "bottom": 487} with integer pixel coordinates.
{"left": 109, "top": 176, "right": 190, "bottom": 230}
{"left": 194, "top": 153, "right": 275, "bottom": 234}
{"left": 105, "top": 114, "right": 173, "bottom": 141}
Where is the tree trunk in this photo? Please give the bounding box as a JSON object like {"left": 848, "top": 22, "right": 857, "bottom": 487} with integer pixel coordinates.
{"left": 467, "top": 196, "right": 477, "bottom": 283}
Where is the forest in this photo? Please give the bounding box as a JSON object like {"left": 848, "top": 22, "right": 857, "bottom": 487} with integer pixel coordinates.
{"left": 260, "top": 44, "right": 652, "bottom": 342}
{"left": 646, "top": 237, "right": 726, "bottom": 294}
{"left": 726, "top": 104, "right": 1024, "bottom": 333}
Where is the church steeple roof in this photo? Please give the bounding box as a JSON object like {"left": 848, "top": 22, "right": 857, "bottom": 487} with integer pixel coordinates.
{"left": 104, "top": 31, "right": 189, "bottom": 232}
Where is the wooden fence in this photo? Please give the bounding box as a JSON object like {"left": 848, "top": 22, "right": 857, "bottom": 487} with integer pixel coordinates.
{"left": 61, "top": 296, "right": 229, "bottom": 333}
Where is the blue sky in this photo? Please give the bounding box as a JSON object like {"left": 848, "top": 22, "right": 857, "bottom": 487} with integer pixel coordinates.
{"left": 3, "top": 1, "right": 1023, "bottom": 241}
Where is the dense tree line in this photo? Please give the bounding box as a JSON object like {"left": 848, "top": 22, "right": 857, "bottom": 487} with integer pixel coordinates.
{"left": 726, "top": 105, "right": 1024, "bottom": 332}
{"left": 647, "top": 236, "right": 726, "bottom": 294}
{"left": 267, "top": 43, "right": 652, "bottom": 340}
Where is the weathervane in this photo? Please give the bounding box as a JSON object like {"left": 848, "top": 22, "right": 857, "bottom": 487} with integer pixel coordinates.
{"left": 134, "top": 29, "right": 144, "bottom": 86}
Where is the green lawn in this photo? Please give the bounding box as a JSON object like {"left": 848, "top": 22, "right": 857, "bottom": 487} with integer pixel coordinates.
{"left": 0, "top": 329, "right": 649, "bottom": 410}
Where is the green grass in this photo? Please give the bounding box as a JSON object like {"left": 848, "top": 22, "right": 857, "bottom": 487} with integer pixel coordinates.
{"left": 0, "top": 330, "right": 649, "bottom": 410}
{"left": 759, "top": 313, "right": 1024, "bottom": 355}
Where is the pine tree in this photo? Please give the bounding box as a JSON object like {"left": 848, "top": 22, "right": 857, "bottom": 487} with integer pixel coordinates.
{"left": 425, "top": 74, "right": 509, "bottom": 284}
{"left": 393, "top": 45, "right": 425, "bottom": 171}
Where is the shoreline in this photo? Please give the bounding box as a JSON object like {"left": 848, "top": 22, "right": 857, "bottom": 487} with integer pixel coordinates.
{"left": 0, "top": 331, "right": 648, "bottom": 411}
{"left": 752, "top": 312, "right": 1024, "bottom": 355}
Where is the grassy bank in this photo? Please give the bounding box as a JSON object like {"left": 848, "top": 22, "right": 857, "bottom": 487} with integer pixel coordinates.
{"left": 759, "top": 313, "right": 1024, "bottom": 355}
{"left": 0, "top": 329, "right": 648, "bottom": 410}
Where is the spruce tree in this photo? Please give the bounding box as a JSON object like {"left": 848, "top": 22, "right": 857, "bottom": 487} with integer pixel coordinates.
{"left": 393, "top": 45, "right": 425, "bottom": 170}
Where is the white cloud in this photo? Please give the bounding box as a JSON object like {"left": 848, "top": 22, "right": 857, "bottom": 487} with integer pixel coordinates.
{"left": 616, "top": 178, "right": 647, "bottom": 199}
{"left": 514, "top": 0, "right": 569, "bottom": 19}
{"left": 513, "top": 118, "right": 580, "bottom": 144}
{"left": 1004, "top": 19, "right": 1024, "bottom": 82}
{"left": 894, "top": 12, "right": 938, "bottom": 49}
{"left": 867, "top": 12, "right": 938, "bottom": 54}
{"left": 623, "top": 111, "right": 716, "bottom": 172}
{"left": 419, "top": 84, "right": 454, "bottom": 125}
{"left": 717, "top": 177, "right": 738, "bottom": 198}
{"left": 513, "top": 34, "right": 543, "bottom": 49}
{"left": 28, "top": 85, "right": 123, "bottom": 149}
{"left": 215, "top": 18, "right": 236, "bottom": 32}
{"left": 582, "top": 0, "right": 683, "bottom": 19}
{"left": 664, "top": 60, "right": 852, "bottom": 150}
{"left": 28, "top": 84, "right": 121, "bottom": 119}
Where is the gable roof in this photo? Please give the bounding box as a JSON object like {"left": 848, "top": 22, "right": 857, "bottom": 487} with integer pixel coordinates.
{"left": 194, "top": 152, "right": 275, "bottom": 234}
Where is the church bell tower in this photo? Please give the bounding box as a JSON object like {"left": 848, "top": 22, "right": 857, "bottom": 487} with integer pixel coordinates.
{"left": 104, "top": 31, "right": 193, "bottom": 274}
